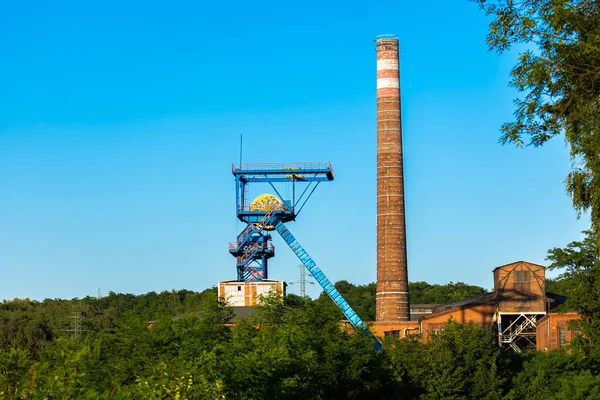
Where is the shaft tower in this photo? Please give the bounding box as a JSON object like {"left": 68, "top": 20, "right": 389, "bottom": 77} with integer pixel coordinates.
{"left": 227, "top": 162, "right": 382, "bottom": 350}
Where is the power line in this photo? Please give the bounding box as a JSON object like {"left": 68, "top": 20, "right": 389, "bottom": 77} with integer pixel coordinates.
{"left": 288, "top": 264, "right": 314, "bottom": 298}
{"left": 65, "top": 312, "right": 86, "bottom": 339}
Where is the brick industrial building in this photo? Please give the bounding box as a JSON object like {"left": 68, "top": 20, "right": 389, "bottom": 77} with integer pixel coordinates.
{"left": 420, "top": 261, "right": 578, "bottom": 351}
{"left": 369, "top": 261, "right": 579, "bottom": 352}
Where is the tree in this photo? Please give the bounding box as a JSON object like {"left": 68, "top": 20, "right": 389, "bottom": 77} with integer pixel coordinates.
{"left": 473, "top": 0, "right": 600, "bottom": 230}
{"left": 317, "top": 281, "right": 488, "bottom": 323}
{"left": 0, "top": 346, "right": 30, "bottom": 399}
{"left": 547, "top": 230, "right": 600, "bottom": 356}
{"left": 507, "top": 350, "right": 600, "bottom": 400}
{"left": 409, "top": 281, "right": 487, "bottom": 305}
{"left": 419, "top": 322, "right": 511, "bottom": 399}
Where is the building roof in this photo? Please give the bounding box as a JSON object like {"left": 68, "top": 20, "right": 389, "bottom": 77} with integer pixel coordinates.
{"left": 230, "top": 306, "right": 259, "bottom": 320}
{"left": 218, "top": 279, "right": 287, "bottom": 286}
{"left": 420, "top": 289, "right": 569, "bottom": 321}
{"left": 410, "top": 304, "right": 439, "bottom": 310}
{"left": 491, "top": 260, "right": 546, "bottom": 273}
{"left": 429, "top": 291, "right": 499, "bottom": 315}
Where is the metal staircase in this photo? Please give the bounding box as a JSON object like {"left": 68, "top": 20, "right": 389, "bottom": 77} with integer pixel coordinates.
{"left": 500, "top": 314, "right": 539, "bottom": 353}
{"left": 230, "top": 211, "right": 276, "bottom": 251}
{"left": 229, "top": 212, "right": 278, "bottom": 281}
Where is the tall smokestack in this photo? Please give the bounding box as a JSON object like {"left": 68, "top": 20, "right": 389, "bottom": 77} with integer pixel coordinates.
{"left": 375, "top": 36, "right": 409, "bottom": 322}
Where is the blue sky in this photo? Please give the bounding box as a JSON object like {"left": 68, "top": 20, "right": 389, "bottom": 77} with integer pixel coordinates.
{"left": 0, "top": 0, "right": 588, "bottom": 301}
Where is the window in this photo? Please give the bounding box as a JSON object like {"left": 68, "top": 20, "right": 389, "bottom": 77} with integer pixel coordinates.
{"left": 237, "top": 286, "right": 242, "bottom": 291}
{"left": 514, "top": 270, "right": 530, "bottom": 283}
{"left": 384, "top": 330, "right": 400, "bottom": 338}
{"left": 560, "top": 326, "right": 567, "bottom": 348}
{"left": 430, "top": 324, "right": 444, "bottom": 336}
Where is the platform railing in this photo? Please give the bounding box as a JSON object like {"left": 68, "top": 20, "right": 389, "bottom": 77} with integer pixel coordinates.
{"left": 237, "top": 204, "right": 291, "bottom": 212}
{"left": 229, "top": 210, "right": 276, "bottom": 251}
{"left": 236, "top": 242, "right": 275, "bottom": 264}
{"left": 232, "top": 162, "right": 333, "bottom": 174}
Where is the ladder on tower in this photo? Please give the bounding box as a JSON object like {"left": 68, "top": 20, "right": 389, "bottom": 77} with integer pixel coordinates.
{"left": 275, "top": 220, "right": 382, "bottom": 351}
{"left": 230, "top": 211, "right": 278, "bottom": 252}
{"left": 229, "top": 211, "right": 280, "bottom": 281}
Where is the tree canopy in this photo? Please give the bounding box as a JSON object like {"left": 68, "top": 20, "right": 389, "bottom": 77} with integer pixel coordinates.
{"left": 315, "top": 281, "right": 487, "bottom": 321}
{"left": 547, "top": 230, "right": 600, "bottom": 356}
{"left": 474, "top": 0, "right": 600, "bottom": 230}
{"left": 1, "top": 278, "right": 599, "bottom": 398}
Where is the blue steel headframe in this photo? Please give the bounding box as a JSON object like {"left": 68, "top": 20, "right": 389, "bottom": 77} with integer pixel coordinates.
{"left": 228, "top": 162, "right": 382, "bottom": 350}
{"left": 232, "top": 162, "right": 334, "bottom": 224}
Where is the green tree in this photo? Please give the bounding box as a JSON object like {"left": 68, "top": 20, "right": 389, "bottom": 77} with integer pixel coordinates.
{"left": 547, "top": 231, "right": 600, "bottom": 355}
{"left": 419, "top": 321, "right": 512, "bottom": 400}
{"left": 317, "top": 281, "right": 487, "bottom": 322}
{"left": 0, "top": 345, "right": 31, "bottom": 399}
{"left": 507, "top": 350, "right": 600, "bottom": 400}
{"left": 474, "top": 0, "right": 600, "bottom": 230}
{"left": 385, "top": 337, "right": 429, "bottom": 398}
{"left": 409, "top": 281, "right": 487, "bottom": 305}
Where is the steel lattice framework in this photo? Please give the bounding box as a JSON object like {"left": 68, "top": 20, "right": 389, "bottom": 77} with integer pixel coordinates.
{"left": 228, "top": 162, "right": 381, "bottom": 351}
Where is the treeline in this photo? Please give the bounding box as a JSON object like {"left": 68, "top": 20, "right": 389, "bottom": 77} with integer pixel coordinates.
{"left": 0, "top": 288, "right": 216, "bottom": 360}
{"left": 1, "top": 286, "right": 598, "bottom": 399}
{"left": 1, "top": 278, "right": 598, "bottom": 398}
{"left": 315, "top": 281, "right": 487, "bottom": 322}
{"left": 0, "top": 281, "right": 486, "bottom": 398}
{"left": 0, "top": 281, "right": 485, "bottom": 363}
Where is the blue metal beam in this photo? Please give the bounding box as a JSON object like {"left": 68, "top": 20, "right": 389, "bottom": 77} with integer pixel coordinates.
{"left": 234, "top": 177, "right": 332, "bottom": 183}
{"left": 275, "top": 220, "right": 382, "bottom": 352}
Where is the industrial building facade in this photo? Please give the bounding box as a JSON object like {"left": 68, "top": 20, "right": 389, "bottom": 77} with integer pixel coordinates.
{"left": 219, "top": 260, "right": 579, "bottom": 352}
{"left": 413, "top": 261, "right": 578, "bottom": 352}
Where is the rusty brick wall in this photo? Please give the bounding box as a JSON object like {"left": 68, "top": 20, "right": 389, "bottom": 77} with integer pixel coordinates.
{"left": 375, "top": 37, "right": 409, "bottom": 322}
{"left": 536, "top": 312, "right": 580, "bottom": 351}
{"left": 420, "top": 303, "right": 496, "bottom": 341}
{"left": 370, "top": 321, "right": 419, "bottom": 338}
{"left": 494, "top": 261, "right": 546, "bottom": 313}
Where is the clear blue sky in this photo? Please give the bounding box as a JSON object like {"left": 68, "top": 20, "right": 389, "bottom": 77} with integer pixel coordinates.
{"left": 0, "top": 0, "right": 589, "bottom": 300}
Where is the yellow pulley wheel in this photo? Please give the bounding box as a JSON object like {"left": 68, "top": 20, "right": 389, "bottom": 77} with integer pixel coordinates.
{"left": 250, "top": 194, "right": 284, "bottom": 230}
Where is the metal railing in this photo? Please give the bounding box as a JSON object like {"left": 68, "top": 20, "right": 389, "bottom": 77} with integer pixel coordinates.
{"left": 237, "top": 242, "right": 274, "bottom": 265}
{"left": 229, "top": 210, "right": 275, "bottom": 251}
{"left": 237, "top": 204, "right": 291, "bottom": 212}
{"left": 232, "top": 162, "right": 333, "bottom": 174}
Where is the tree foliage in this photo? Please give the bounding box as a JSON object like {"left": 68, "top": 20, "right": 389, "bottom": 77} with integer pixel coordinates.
{"left": 316, "top": 281, "right": 487, "bottom": 322}
{"left": 1, "top": 280, "right": 599, "bottom": 398}
{"left": 418, "top": 322, "right": 510, "bottom": 399}
{"left": 506, "top": 349, "right": 600, "bottom": 400}
{"left": 408, "top": 281, "right": 488, "bottom": 305}
{"left": 547, "top": 230, "right": 600, "bottom": 355}
{"left": 474, "top": 0, "right": 600, "bottom": 229}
